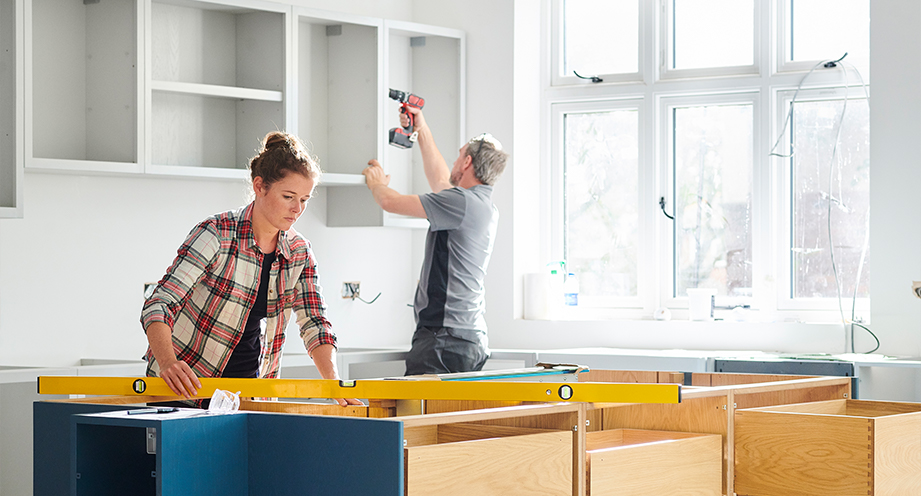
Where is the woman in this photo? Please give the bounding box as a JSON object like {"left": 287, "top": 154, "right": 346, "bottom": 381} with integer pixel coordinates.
{"left": 141, "top": 131, "right": 360, "bottom": 407}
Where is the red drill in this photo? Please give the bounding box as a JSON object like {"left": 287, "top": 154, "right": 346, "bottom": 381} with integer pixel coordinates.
{"left": 388, "top": 88, "right": 425, "bottom": 149}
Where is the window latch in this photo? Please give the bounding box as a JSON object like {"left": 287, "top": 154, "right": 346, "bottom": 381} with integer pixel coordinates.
{"left": 659, "top": 197, "right": 674, "bottom": 220}
{"left": 573, "top": 70, "right": 603, "bottom": 83}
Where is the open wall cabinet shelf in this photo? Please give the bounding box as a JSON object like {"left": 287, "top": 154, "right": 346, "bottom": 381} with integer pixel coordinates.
{"left": 9, "top": 0, "right": 465, "bottom": 227}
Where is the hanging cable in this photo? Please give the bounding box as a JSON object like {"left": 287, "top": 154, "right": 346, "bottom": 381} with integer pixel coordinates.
{"left": 843, "top": 60, "right": 873, "bottom": 353}
{"left": 806, "top": 58, "right": 874, "bottom": 353}
{"left": 768, "top": 59, "right": 832, "bottom": 158}
{"left": 770, "top": 53, "right": 876, "bottom": 353}
{"left": 827, "top": 59, "right": 851, "bottom": 328}
{"left": 852, "top": 322, "right": 880, "bottom": 354}
{"left": 355, "top": 292, "right": 381, "bottom": 305}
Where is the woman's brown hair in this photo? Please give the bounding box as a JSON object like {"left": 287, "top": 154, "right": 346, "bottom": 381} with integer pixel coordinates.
{"left": 248, "top": 131, "right": 321, "bottom": 187}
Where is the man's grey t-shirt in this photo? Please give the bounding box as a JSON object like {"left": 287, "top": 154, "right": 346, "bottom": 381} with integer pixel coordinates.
{"left": 415, "top": 185, "right": 498, "bottom": 332}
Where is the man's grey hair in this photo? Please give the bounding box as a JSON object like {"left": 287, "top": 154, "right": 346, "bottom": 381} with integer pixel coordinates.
{"left": 467, "top": 135, "right": 509, "bottom": 186}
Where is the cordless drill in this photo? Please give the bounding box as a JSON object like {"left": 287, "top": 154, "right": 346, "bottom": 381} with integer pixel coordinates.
{"left": 388, "top": 88, "right": 425, "bottom": 149}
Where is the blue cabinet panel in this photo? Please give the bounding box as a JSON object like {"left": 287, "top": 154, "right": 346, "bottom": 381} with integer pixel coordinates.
{"left": 247, "top": 414, "right": 403, "bottom": 495}
{"left": 33, "top": 401, "right": 131, "bottom": 496}
{"left": 34, "top": 402, "right": 405, "bottom": 495}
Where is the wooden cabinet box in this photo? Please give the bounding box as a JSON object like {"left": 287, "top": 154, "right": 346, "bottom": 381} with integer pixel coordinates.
{"left": 403, "top": 423, "right": 572, "bottom": 496}
{"left": 735, "top": 399, "right": 921, "bottom": 496}
{"left": 586, "top": 372, "right": 851, "bottom": 496}
{"left": 586, "top": 429, "right": 721, "bottom": 496}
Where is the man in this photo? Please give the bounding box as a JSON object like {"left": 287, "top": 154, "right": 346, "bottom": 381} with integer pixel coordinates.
{"left": 362, "top": 106, "right": 508, "bottom": 375}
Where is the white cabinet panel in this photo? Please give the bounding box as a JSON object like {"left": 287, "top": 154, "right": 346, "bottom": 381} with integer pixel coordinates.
{"left": 0, "top": 0, "right": 22, "bottom": 218}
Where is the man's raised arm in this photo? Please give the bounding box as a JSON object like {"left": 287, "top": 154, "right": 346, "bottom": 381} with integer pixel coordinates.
{"left": 402, "top": 107, "right": 452, "bottom": 193}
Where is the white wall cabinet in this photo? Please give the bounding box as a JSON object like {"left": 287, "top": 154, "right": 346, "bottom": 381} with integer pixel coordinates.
{"left": 380, "top": 20, "right": 464, "bottom": 229}
{"left": 16, "top": 0, "right": 464, "bottom": 226}
{"left": 0, "top": 0, "right": 23, "bottom": 218}
{"left": 146, "top": 0, "right": 289, "bottom": 179}
{"left": 27, "top": 0, "right": 143, "bottom": 175}
{"left": 292, "top": 8, "right": 383, "bottom": 226}
{"left": 295, "top": 13, "right": 465, "bottom": 228}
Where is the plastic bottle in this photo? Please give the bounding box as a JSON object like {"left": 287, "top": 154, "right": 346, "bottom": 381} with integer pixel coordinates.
{"left": 563, "top": 272, "right": 579, "bottom": 306}
{"left": 547, "top": 261, "right": 565, "bottom": 317}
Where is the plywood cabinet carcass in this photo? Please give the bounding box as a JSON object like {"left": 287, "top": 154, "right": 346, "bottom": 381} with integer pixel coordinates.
{"left": 735, "top": 399, "right": 921, "bottom": 496}
{"left": 586, "top": 429, "right": 722, "bottom": 496}
{"left": 34, "top": 370, "right": 856, "bottom": 496}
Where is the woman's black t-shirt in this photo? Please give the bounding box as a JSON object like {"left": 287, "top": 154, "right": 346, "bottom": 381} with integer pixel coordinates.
{"left": 222, "top": 251, "right": 276, "bottom": 378}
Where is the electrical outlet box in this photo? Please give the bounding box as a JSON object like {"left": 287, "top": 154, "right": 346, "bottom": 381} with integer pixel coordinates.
{"left": 342, "top": 282, "right": 360, "bottom": 299}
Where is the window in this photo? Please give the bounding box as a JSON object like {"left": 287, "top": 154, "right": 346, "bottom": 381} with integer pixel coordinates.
{"left": 546, "top": 0, "right": 870, "bottom": 321}
{"left": 554, "top": 104, "right": 641, "bottom": 305}
{"left": 774, "top": 87, "right": 870, "bottom": 308}
{"left": 780, "top": 0, "right": 870, "bottom": 75}
{"left": 669, "top": 101, "right": 753, "bottom": 298}
{"left": 552, "top": 0, "right": 641, "bottom": 85}
{"left": 668, "top": 0, "right": 754, "bottom": 71}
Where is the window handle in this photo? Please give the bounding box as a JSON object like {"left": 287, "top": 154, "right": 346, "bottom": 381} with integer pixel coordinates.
{"left": 573, "top": 70, "right": 603, "bottom": 83}
{"left": 659, "top": 197, "right": 674, "bottom": 220}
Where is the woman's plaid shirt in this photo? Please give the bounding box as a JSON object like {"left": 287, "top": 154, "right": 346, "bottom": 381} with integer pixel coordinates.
{"left": 140, "top": 203, "right": 335, "bottom": 379}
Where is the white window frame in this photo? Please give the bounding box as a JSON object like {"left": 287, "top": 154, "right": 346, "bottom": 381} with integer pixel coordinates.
{"left": 550, "top": 0, "right": 644, "bottom": 86}
{"left": 543, "top": 0, "right": 869, "bottom": 322}
{"left": 657, "top": 91, "right": 763, "bottom": 311}
{"left": 772, "top": 84, "right": 871, "bottom": 320}
{"left": 658, "top": 0, "right": 761, "bottom": 81}
{"left": 550, "top": 99, "right": 648, "bottom": 313}
{"left": 775, "top": 0, "right": 870, "bottom": 76}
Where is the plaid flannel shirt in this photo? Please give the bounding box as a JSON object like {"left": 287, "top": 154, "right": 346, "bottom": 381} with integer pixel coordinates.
{"left": 140, "top": 202, "right": 335, "bottom": 380}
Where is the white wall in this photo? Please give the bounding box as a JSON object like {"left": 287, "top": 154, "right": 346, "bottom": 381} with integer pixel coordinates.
{"left": 868, "top": 0, "right": 921, "bottom": 357}
{"left": 0, "top": 171, "right": 418, "bottom": 366}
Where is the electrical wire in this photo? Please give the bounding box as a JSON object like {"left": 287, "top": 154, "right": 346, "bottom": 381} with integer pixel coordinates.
{"left": 769, "top": 53, "right": 876, "bottom": 353}
{"left": 826, "top": 58, "right": 851, "bottom": 329}
{"left": 769, "top": 54, "right": 850, "bottom": 159}
{"left": 844, "top": 60, "right": 872, "bottom": 353}
{"left": 851, "top": 322, "right": 880, "bottom": 354}
{"left": 355, "top": 292, "right": 381, "bottom": 305}
{"left": 821, "top": 60, "right": 873, "bottom": 353}
{"left": 768, "top": 60, "right": 827, "bottom": 159}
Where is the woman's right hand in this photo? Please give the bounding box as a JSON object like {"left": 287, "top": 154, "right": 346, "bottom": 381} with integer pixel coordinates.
{"left": 159, "top": 359, "right": 202, "bottom": 398}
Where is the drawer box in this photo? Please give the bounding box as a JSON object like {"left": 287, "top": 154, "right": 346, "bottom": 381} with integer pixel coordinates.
{"left": 404, "top": 423, "right": 572, "bottom": 496}
{"left": 586, "top": 429, "right": 721, "bottom": 496}
{"left": 735, "top": 399, "right": 921, "bottom": 496}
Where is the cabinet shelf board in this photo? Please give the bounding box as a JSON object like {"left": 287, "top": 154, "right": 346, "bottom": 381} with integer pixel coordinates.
{"left": 28, "top": 157, "right": 142, "bottom": 175}
{"left": 384, "top": 19, "right": 465, "bottom": 40}
{"left": 295, "top": 7, "right": 382, "bottom": 29}
{"left": 150, "top": 80, "right": 283, "bottom": 102}
{"left": 384, "top": 215, "right": 429, "bottom": 229}
{"left": 146, "top": 163, "right": 249, "bottom": 181}
{"left": 320, "top": 173, "right": 366, "bottom": 187}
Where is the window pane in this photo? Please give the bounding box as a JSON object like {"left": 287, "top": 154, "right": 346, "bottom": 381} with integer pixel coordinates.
{"left": 563, "top": 0, "right": 638, "bottom": 76}
{"left": 672, "top": 0, "right": 753, "bottom": 70}
{"left": 791, "top": 98, "right": 870, "bottom": 299}
{"left": 673, "top": 104, "right": 752, "bottom": 297}
{"left": 790, "top": 0, "right": 869, "bottom": 75}
{"left": 564, "top": 110, "right": 639, "bottom": 299}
